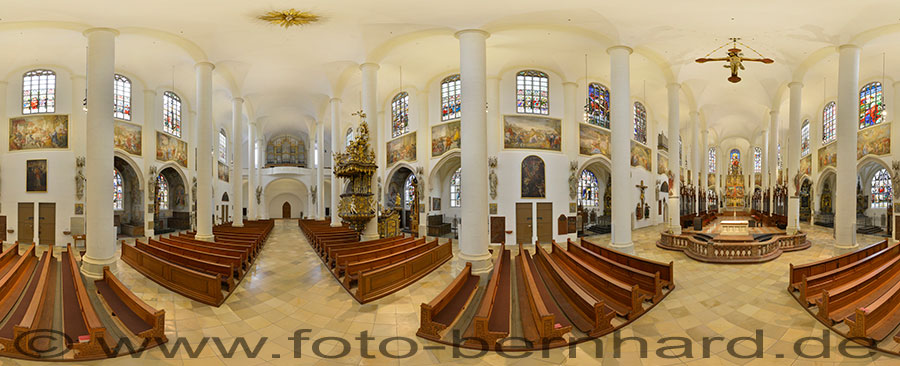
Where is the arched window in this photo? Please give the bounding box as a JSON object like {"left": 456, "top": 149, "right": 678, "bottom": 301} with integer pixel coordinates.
{"left": 114, "top": 74, "right": 131, "bottom": 120}
{"left": 449, "top": 168, "right": 461, "bottom": 208}
{"left": 777, "top": 144, "right": 783, "bottom": 170}
{"left": 754, "top": 147, "right": 762, "bottom": 173}
{"left": 823, "top": 101, "right": 836, "bottom": 144}
{"left": 730, "top": 149, "right": 741, "bottom": 173}
{"left": 391, "top": 92, "right": 409, "bottom": 138}
{"left": 22, "top": 69, "right": 56, "bottom": 114}
{"left": 800, "top": 120, "right": 810, "bottom": 156}
{"left": 441, "top": 74, "right": 461, "bottom": 121}
{"left": 163, "top": 91, "right": 182, "bottom": 137}
{"left": 345, "top": 127, "right": 354, "bottom": 148}
{"left": 113, "top": 168, "right": 124, "bottom": 210}
{"left": 871, "top": 168, "right": 892, "bottom": 209}
{"left": 218, "top": 129, "right": 228, "bottom": 162}
{"left": 403, "top": 175, "right": 416, "bottom": 210}
{"left": 633, "top": 102, "right": 647, "bottom": 144}
{"left": 156, "top": 174, "right": 169, "bottom": 210}
{"left": 585, "top": 82, "right": 610, "bottom": 128}
{"left": 516, "top": 70, "right": 549, "bottom": 115}
{"left": 578, "top": 170, "right": 600, "bottom": 208}
{"left": 859, "top": 82, "right": 885, "bottom": 129}
{"left": 679, "top": 136, "right": 683, "bottom": 164}
{"left": 708, "top": 148, "right": 717, "bottom": 173}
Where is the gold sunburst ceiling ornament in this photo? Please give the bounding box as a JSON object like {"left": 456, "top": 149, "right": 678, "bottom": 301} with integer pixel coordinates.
{"left": 257, "top": 9, "right": 320, "bottom": 28}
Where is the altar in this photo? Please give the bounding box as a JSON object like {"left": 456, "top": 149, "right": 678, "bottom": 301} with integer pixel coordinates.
{"left": 719, "top": 220, "right": 750, "bottom": 236}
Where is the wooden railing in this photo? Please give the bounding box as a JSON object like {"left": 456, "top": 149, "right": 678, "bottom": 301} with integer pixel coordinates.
{"left": 658, "top": 231, "right": 809, "bottom": 264}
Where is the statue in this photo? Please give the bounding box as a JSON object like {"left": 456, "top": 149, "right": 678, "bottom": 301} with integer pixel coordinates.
{"left": 311, "top": 185, "right": 317, "bottom": 204}
{"left": 148, "top": 166, "right": 158, "bottom": 201}
{"left": 488, "top": 156, "right": 498, "bottom": 199}
{"left": 665, "top": 170, "right": 675, "bottom": 197}
{"left": 255, "top": 186, "right": 262, "bottom": 204}
{"left": 695, "top": 38, "right": 774, "bottom": 83}
{"left": 75, "top": 156, "right": 86, "bottom": 200}
{"left": 377, "top": 176, "right": 383, "bottom": 205}
{"left": 893, "top": 160, "right": 900, "bottom": 200}
{"left": 568, "top": 160, "right": 578, "bottom": 200}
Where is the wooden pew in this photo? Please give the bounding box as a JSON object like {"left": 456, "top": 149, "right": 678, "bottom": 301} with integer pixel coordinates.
{"left": 334, "top": 238, "right": 424, "bottom": 276}
{"left": 0, "top": 244, "right": 20, "bottom": 279}
{"left": 61, "top": 244, "right": 108, "bottom": 359}
{"left": 146, "top": 238, "right": 244, "bottom": 280}
{"left": 0, "top": 244, "right": 38, "bottom": 319}
{"left": 0, "top": 250, "right": 54, "bottom": 357}
{"left": 326, "top": 236, "right": 405, "bottom": 263}
{"left": 568, "top": 239, "right": 663, "bottom": 303}
{"left": 342, "top": 239, "right": 438, "bottom": 286}
{"left": 815, "top": 254, "right": 900, "bottom": 324}
{"left": 417, "top": 262, "right": 479, "bottom": 341}
{"left": 174, "top": 234, "right": 256, "bottom": 258}
{"left": 516, "top": 245, "right": 571, "bottom": 346}
{"left": 160, "top": 236, "right": 250, "bottom": 269}
{"left": 355, "top": 240, "right": 453, "bottom": 303}
{"left": 95, "top": 266, "right": 167, "bottom": 345}
{"left": 789, "top": 240, "right": 889, "bottom": 291}
{"left": 845, "top": 278, "right": 900, "bottom": 344}
{"left": 121, "top": 243, "right": 224, "bottom": 306}
{"left": 549, "top": 242, "right": 645, "bottom": 319}
{"left": 581, "top": 238, "right": 674, "bottom": 289}
{"left": 799, "top": 244, "right": 900, "bottom": 305}
{"left": 136, "top": 240, "right": 235, "bottom": 291}
{"left": 465, "top": 248, "right": 510, "bottom": 348}
{"left": 533, "top": 244, "right": 613, "bottom": 337}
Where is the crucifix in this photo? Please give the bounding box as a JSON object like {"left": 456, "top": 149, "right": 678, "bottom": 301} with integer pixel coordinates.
{"left": 636, "top": 180, "right": 648, "bottom": 220}
{"left": 695, "top": 38, "right": 774, "bottom": 83}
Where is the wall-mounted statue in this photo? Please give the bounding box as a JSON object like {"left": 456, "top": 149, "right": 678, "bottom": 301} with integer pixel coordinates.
{"left": 488, "top": 156, "right": 498, "bottom": 199}
{"left": 893, "top": 160, "right": 900, "bottom": 200}
{"left": 255, "top": 186, "right": 262, "bottom": 205}
{"left": 147, "top": 166, "right": 158, "bottom": 202}
{"left": 75, "top": 156, "right": 86, "bottom": 200}
{"left": 568, "top": 160, "right": 578, "bottom": 200}
{"left": 311, "top": 185, "right": 317, "bottom": 204}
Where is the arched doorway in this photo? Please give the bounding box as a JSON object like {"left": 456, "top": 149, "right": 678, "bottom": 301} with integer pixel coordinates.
{"left": 578, "top": 158, "right": 611, "bottom": 236}
{"left": 113, "top": 156, "right": 143, "bottom": 237}
{"left": 264, "top": 178, "right": 308, "bottom": 219}
{"left": 221, "top": 192, "right": 230, "bottom": 224}
{"left": 386, "top": 166, "right": 416, "bottom": 232}
{"left": 282, "top": 202, "right": 292, "bottom": 218}
{"left": 799, "top": 178, "right": 812, "bottom": 223}
{"left": 154, "top": 166, "right": 189, "bottom": 234}
{"left": 815, "top": 170, "right": 836, "bottom": 227}
{"left": 858, "top": 160, "right": 892, "bottom": 235}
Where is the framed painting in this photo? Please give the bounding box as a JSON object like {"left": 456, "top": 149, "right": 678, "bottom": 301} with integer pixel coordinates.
{"left": 74, "top": 203, "right": 84, "bottom": 215}
{"left": 9, "top": 115, "right": 69, "bottom": 150}
{"left": 504, "top": 115, "right": 561, "bottom": 151}
{"left": 432, "top": 197, "right": 441, "bottom": 211}
{"left": 857, "top": 123, "right": 890, "bottom": 159}
{"left": 521, "top": 155, "right": 546, "bottom": 198}
{"left": 579, "top": 123, "right": 610, "bottom": 157}
{"left": 114, "top": 121, "right": 142, "bottom": 155}
{"left": 818, "top": 143, "right": 836, "bottom": 170}
{"left": 799, "top": 155, "right": 811, "bottom": 176}
{"left": 217, "top": 161, "right": 230, "bottom": 182}
{"left": 489, "top": 203, "right": 498, "bottom": 215}
{"left": 26, "top": 159, "right": 48, "bottom": 192}
{"left": 386, "top": 132, "right": 416, "bottom": 166}
{"left": 156, "top": 132, "right": 188, "bottom": 168}
{"left": 630, "top": 141, "right": 652, "bottom": 172}
{"left": 657, "top": 153, "right": 669, "bottom": 175}
{"left": 431, "top": 121, "right": 460, "bottom": 157}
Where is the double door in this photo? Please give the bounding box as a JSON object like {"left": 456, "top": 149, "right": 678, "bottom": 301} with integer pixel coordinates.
{"left": 515, "top": 202, "right": 552, "bottom": 244}
{"left": 18, "top": 202, "right": 54, "bottom": 245}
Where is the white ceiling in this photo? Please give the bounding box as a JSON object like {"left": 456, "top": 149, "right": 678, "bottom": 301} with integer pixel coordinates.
{"left": 2, "top": 0, "right": 900, "bottom": 148}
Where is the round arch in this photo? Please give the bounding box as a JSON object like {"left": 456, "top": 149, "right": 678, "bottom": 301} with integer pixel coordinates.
{"left": 113, "top": 150, "right": 144, "bottom": 191}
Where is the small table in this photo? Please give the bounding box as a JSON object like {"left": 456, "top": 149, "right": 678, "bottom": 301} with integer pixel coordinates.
{"left": 73, "top": 234, "right": 86, "bottom": 249}
{"left": 720, "top": 220, "right": 750, "bottom": 236}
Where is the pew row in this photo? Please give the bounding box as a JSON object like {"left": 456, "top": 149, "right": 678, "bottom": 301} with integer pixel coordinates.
{"left": 416, "top": 262, "right": 479, "bottom": 341}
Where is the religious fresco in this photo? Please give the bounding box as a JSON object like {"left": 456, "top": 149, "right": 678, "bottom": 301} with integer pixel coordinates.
{"left": 799, "top": 155, "right": 811, "bottom": 176}
{"left": 114, "top": 121, "right": 142, "bottom": 156}
{"left": 9, "top": 115, "right": 68, "bottom": 151}
{"left": 386, "top": 132, "right": 416, "bottom": 166}
{"left": 26, "top": 159, "right": 48, "bottom": 192}
{"left": 217, "top": 161, "right": 229, "bottom": 182}
{"left": 708, "top": 173, "right": 715, "bottom": 188}
{"left": 521, "top": 155, "right": 546, "bottom": 198}
{"left": 657, "top": 153, "right": 668, "bottom": 175}
{"left": 431, "top": 121, "right": 459, "bottom": 157}
{"left": 818, "top": 143, "right": 836, "bottom": 170}
{"left": 725, "top": 173, "right": 745, "bottom": 208}
{"left": 857, "top": 123, "right": 890, "bottom": 159}
{"left": 503, "top": 115, "right": 561, "bottom": 151}
{"left": 156, "top": 132, "right": 188, "bottom": 168}
{"left": 630, "top": 141, "right": 652, "bottom": 172}
{"left": 266, "top": 135, "right": 306, "bottom": 167}
{"left": 754, "top": 173, "right": 762, "bottom": 186}
{"left": 579, "top": 123, "right": 610, "bottom": 157}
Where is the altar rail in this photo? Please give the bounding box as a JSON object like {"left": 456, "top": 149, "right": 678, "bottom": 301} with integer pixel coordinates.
{"left": 658, "top": 232, "right": 809, "bottom": 264}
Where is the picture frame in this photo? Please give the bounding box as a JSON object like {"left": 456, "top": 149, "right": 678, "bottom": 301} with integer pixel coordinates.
{"left": 74, "top": 203, "right": 84, "bottom": 215}
{"left": 26, "top": 159, "right": 48, "bottom": 192}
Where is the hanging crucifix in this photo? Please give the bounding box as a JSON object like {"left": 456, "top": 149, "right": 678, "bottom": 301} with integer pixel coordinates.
{"left": 636, "top": 180, "right": 648, "bottom": 220}
{"left": 695, "top": 38, "right": 774, "bottom": 83}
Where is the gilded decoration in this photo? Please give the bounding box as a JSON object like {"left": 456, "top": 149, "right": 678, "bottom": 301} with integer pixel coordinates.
{"left": 334, "top": 112, "right": 377, "bottom": 233}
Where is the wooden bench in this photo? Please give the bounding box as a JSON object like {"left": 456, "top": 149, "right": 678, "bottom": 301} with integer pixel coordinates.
{"left": 581, "top": 238, "right": 674, "bottom": 289}
{"left": 147, "top": 238, "right": 244, "bottom": 279}
{"left": 815, "top": 254, "right": 900, "bottom": 324}
{"left": 0, "top": 250, "right": 54, "bottom": 358}
{"left": 95, "top": 266, "right": 167, "bottom": 345}
{"left": 799, "top": 244, "right": 900, "bottom": 306}
{"left": 465, "top": 248, "right": 510, "bottom": 348}
{"left": 789, "top": 240, "right": 888, "bottom": 291}
{"left": 342, "top": 239, "right": 438, "bottom": 287}
{"left": 0, "top": 244, "right": 38, "bottom": 319}
{"left": 121, "top": 243, "right": 224, "bottom": 306}
{"left": 175, "top": 234, "right": 257, "bottom": 258}
{"left": 136, "top": 240, "right": 235, "bottom": 291}
{"left": 326, "top": 236, "right": 405, "bottom": 264}
{"left": 550, "top": 242, "right": 645, "bottom": 319}
{"left": 517, "top": 244, "right": 571, "bottom": 346}
{"left": 533, "top": 244, "right": 614, "bottom": 337}
{"left": 845, "top": 278, "right": 900, "bottom": 344}
{"left": 417, "top": 262, "right": 479, "bottom": 341}
{"left": 355, "top": 240, "right": 452, "bottom": 303}
{"left": 61, "top": 244, "right": 108, "bottom": 359}
{"left": 334, "top": 238, "right": 424, "bottom": 276}
{"left": 568, "top": 239, "right": 663, "bottom": 303}
{"left": 160, "top": 236, "right": 250, "bottom": 268}
{"left": 0, "top": 244, "right": 20, "bottom": 279}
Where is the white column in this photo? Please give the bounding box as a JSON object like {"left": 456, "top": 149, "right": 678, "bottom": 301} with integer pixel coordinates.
{"left": 761, "top": 127, "right": 769, "bottom": 212}
{"left": 258, "top": 136, "right": 269, "bottom": 219}
{"left": 316, "top": 120, "right": 325, "bottom": 220}
{"left": 81, "top": 28, "right": 118, "bottom": 278}
{"left": 457, "top": 29, "right": 493, "bottom": 273}
{"left": 608, "top": 45, "right": 633, "bottom": 250}
{"left": 330, "top": 98, "right": 342, "bottom": 227}
{"left": 768, "top": 111, "right": 779, "bottom": 214}
{"left": 666, "top": 83, "right": 682, "bottom": 234}
{"left": 563, "top": 81, "right": 578, "bottom": 157}
{"left": 893, "top": 81, "right": 900, "bottom": 241}
{"left": 143, "top": 89, "right": 157, "bottom": 236}
{"left": 231, "top": 97, "right": 244, "bottom": 227}
{"left": 690, "top": 111, "right": 700, "bottom": 214}
{"left": 195, "top": 62, "right": 215, "bottom": 241}
{"left": 787, "top": 82, "right": 803, "bottom": 233}
{"left": 360, "top": 63, "right": 380, "bottom": 239}
{"left": 700, "top": 123, "right": 709, "bottom": 212}
{"left": 836, "top": 44, "right": 861, "bottom": 248}
{"left": 247, "top": 122, "right": 258, "bottom": 220}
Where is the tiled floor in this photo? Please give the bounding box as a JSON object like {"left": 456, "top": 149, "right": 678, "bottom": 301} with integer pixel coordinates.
{"left": 19, "top": 220, "right": 900, "bottom": 365}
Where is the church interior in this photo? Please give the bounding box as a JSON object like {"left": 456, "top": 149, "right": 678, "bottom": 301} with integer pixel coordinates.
{"left": 3, "top": 0, "right": 900, "bottom": 364}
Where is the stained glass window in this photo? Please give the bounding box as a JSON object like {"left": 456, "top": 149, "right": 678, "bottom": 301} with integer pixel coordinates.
{"left": 708, "top": 148, "right": 717, "bottom": 173}
{"left": 114, "top": 74, "right": 131, "bottom": 120}
{"left": 633, "top": 102, "right": 647, "bottom": 144}
{"left": 777, "top": 144, "right": 782, "bottom": 170}
{"left": 345, "top": 127, "right": 354, "bottom": 148}
{"left": 516, "top": 70, "right": 549, "bottom": 115}
{"left": 450, "top": 168, "right": 461, "bottom": 208}
{"left": 585, "top": 82, "right": 610, "bottom": 128}
{"left": 441, "top": 74, "right": 461, "bottom": 121}
{"left": 871, "top": 168, "right": 892, "bottom": 209}
{"left": 156, "top": 174, "right": 169, "bottom": 210}
{"left": 823, "top": 101, "right": 836, "bottom": 144}
{"left": 163, "top": 91, "right": 182, "bottom": 137}
{"left": 22, "top": 69, "right": 56, "bottom": 114}
{"left": 113, "top": 168, "right": 124, "bottom": 210}
{"left": 219, "top": 129, "right": 228, "bottom": 162}
{"left": 679, "top": 137, "right": 683, "bottom": 164}
{"left": 391, "top": 92, "right": 409, "bottom": 138}
{"left": 403, "top": 175, "right": 415, "bottom": 210}
{"left": 754, "top": 147, "right": 762, "bottom": 173}
{"left": 730, "top": 149, "right": 741, "bottom": 173}
{"left": 801, "top": 120, "right": 810, "bottom": 156}
{"left": 578, "top": 170, "right": 600, "bottom": 208}
{"left": 859, "top": 82, "right": 884, "bottom": 129}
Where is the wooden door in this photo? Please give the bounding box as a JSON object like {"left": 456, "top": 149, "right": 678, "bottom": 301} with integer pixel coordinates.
{"left": 38, "top": 203, "right": 55, "bottom": 246}
{"left": 282, "top": 202, "right": 291, "bottom": 218}
{"left": 536, "top": 202, "right": 553, "bottom": 244}
{"left": 18, "top": 203, "right": 34, "bottom": 244}
{"left": 515, "top": 203, "right": 532, "bottom": 244}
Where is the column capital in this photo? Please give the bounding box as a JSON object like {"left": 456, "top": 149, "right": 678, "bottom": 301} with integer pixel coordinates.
{"left": 562, "top": 81, "right": 577, "bottom": 87}
{"left": 838, "top": 44, "right": 860, "bottom": 51}
{"left": 689, "top": 110, "right": 700, "bottom": 118}
{"left": 83, "top": 27, "right": 119, "bottom": 37}
{"left": 195, "top": 61, "right": 215, "bottom": 71}
{"left": 359, "top": 62, "right": 380, "bottom": 71}
{"left": 143, "top": 89, "right": 157, "bottom": 95}
{"left": 232, "top": 97, "right": 244, "bottom": 103}
{"left": 606, "top": 45, "right": 633, "bottom": 55}
{"left": 454, "top": 29, "right": 490, "bottom": 39}
{"left": 769, "top": 110, "right": 779, "bottom": 117}
{"left": 330, "top": 97, "right": 342, "bottom": 103}
{"left": 70, "top": 75, "right": 86, "bottom": 81}
{"left": 667, "top": 82, "right": 681, "bottom": 91}
{"left": 788, "top": 81, "right": 803, "bottom": 89}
